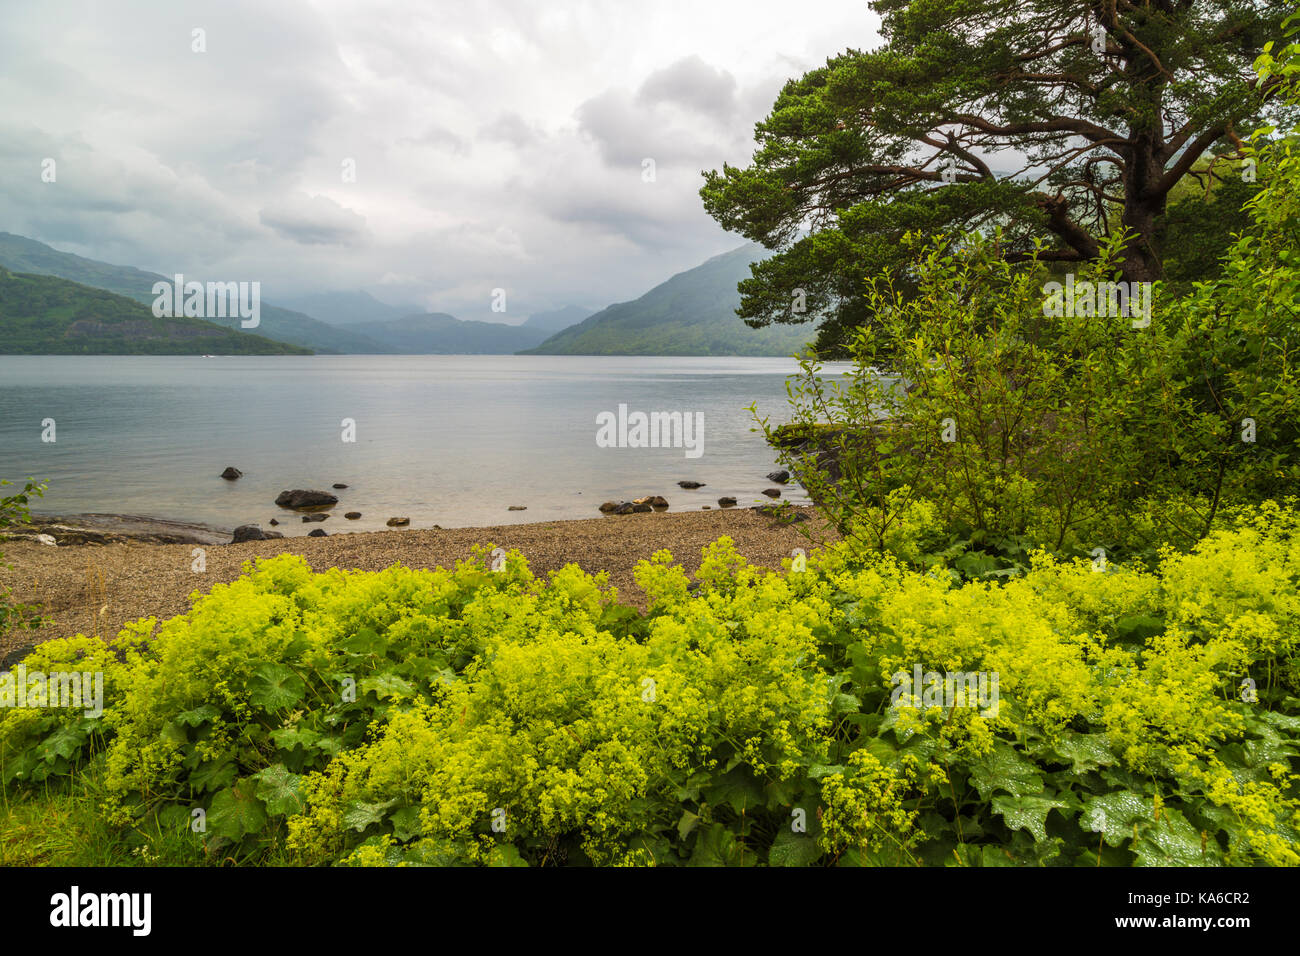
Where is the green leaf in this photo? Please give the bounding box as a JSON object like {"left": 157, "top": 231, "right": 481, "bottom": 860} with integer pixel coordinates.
{"left": 247, "top": 663, "right": 305, "bottom": 712}
{"left": 358, "top": 672, "right": 416, "bottom": 701}
{"left": 1134, "top": 810, "right": 1217, "bottom": 867}
{"left": 1052, "top": 733, "right": 1119, "bottom": 774}
{"left": 208, "top": 781, "right": 268, "bottom": 841}
{"left": 991, "top": 794, "right": 1069, "bottom": 843}
{"left": 190, "top": 759, "right": 238, "bottom": 793}
{"left": 174, "top": 703, "right": 222, "bottom": 728}
{"left": 968, "top": 741, "right": 1044, "bottom": 798}
{"left": 768, "top": 829, "right": 822, "bottom": 867}
{"left": 253, "top": 764, "right": 305, "bottom": 816}
{"left": 342, "top": 799, "right": 396, "bottom": 832}
{"left": 390, "top": 806, "right": 423, "bottom": 843}
{"left": 1079, "top": 791, "right": 1149, "bottom": 847}
{"left": 676, "top": 810, "right": 700, "bottom": 842}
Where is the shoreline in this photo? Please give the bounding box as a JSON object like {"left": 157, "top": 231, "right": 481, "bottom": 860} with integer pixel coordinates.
{"left": 0, "top": 506, "right": 835, "bottom": 662}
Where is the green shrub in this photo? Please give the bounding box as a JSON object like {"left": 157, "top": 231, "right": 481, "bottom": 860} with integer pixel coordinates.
{"left": 3, "top": 517, "right": 1297, "bottom": 866}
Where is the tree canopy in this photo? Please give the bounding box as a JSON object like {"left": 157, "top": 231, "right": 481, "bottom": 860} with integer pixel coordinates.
{"left": 702, "top": 0, "right": 1297, "bottom": 354}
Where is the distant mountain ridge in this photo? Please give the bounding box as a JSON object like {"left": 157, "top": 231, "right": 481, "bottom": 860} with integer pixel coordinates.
{"left": 0, "top": 267, "right": 309, "bottom": 355}
{"left": 523, "top": 305, "right": 592, "bottom": 333}
{"left": 0, "top": 233, "right": 386, "bottom": 354}
{"left": 349, "top": 312, "right": 551, "bottom": 353}
{"left": 277, "top": 290, "right": 417, "bottom": 327}
{"left": 524, "top": 244, "right": 815, "bottom": 356}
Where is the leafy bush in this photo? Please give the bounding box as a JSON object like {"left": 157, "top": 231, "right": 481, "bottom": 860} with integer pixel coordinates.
{"left": 760, "top": 24, "right": 1300, "bottom": 567}
{"left": 2, "top": 519, "right": 1297, "bottom": 866}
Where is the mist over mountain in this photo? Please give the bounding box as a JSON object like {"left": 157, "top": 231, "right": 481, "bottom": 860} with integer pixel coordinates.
{"left": 348, "top": 312, "right": 551, "bottom": 353}
{"left": 277, "top": 290, "right": 419, "bottom": 327}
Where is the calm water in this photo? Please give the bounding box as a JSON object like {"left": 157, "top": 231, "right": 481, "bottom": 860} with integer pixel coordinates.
{"left": 0, "top": 356, "right": 846, "bottom": 536}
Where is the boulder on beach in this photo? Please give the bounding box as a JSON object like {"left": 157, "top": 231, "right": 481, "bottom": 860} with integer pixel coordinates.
{"left": 766, "top": 469, "right": 791, "bottom": 484}
{"left": 762, "top": 488, "right": 782, "bottom": 498}
{"left": 307, "top": 529, "right": 328, "bottom": 537}
{"left": 612, "top": 502, "right": 635, "bottom": 515}
{"left": 677, "top": 481, "right": 706, "bottom": 489}
{"left": 33, "top": 533, "right": 57, "bottom": 546}
{"left": 302, "top": 513, "right": 328, "bottom": 523}
{"left": 344, "top": 512, "right": 362, "bottom": 520}
{"left": 598, "top": 501, "right": 620, "bottom": 513}
{"left": 264, "top": 531, "right": 285, "bottom": 539}
{"left": 332, "top": 483, "right": 348, "bottom": 489}
{"left": 717, "top": 497, "right": 737, "bottom": 507}
{"left": 633, "top": 495, "right": 669, "bottom": 508}
{"left": 220, "top": 467, "right": 242, "bottom": 481}
{"left": 232, "top": 524, "right": 267, "bottom": 543}
{"left": 269, "top": 519, "right": 279, "bottom": 526}
{"left": 275, "top": 489, "right": 339, "bottom": 510}
{"left": 386, "top": 517, "right": 410, "bottom": 527}
{"left": 632, "top": 502, "right": 652, "bottom": 513}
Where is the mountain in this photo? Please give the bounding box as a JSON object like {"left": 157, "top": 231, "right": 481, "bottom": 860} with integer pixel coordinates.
{"left": 522, "top": 305, "right": 592, "bottom": 334}
{"left": 348, "top": 312, "right": 551, "bottom": 353}
{"left": 0, "top": 267, "right": 309, "bottom": 355}
{"left": 277, "top": 290, "right": 416, "bottom": 327}
{"left": 0, "top": 233, "right": 388, "bottom": 354}
{"left": 523, "top": 244, "right": 816, "bottom": 356}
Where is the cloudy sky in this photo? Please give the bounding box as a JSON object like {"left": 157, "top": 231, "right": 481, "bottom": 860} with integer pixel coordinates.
{"left": 0, "top": 0, "right": 880, "bottom": 322}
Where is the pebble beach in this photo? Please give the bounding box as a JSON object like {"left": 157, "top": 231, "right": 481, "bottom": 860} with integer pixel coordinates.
{"left": 0, "top": 507, "right": 836, "bottom": 662}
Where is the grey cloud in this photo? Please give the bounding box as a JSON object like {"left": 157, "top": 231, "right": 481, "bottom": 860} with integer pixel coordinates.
{"left": 259, "top": 194, "right": 367, "bottom": 245}
{"left": 636, "top": 55, "right": 738, "bottom": 120}
{"left": 478, "top": 112, "right": 540, "bottom": 148}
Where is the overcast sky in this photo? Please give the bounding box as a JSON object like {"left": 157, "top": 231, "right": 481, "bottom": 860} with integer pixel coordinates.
{"left": 0, "top": 0, "right": 881, "bottom": 323}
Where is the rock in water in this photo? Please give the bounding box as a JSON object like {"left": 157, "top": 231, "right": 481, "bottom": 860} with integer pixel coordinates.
{"left": 598, "top": 501, "right": 620, "bottom": 513}
{"left": 302, "top": 513, "right": 328, "bottom": 523}
{"left": 766, "top": 470, "right": 790, "bottom": 484}
{"left": 307, "top": 529, "right": 328, "bottom": 537}
{"left": 232, "top": 524, "right": 267, "bottom": 543}
{"left": 344, "top": 512, "right": 362, "bottom": 519}
{"left": 332, "top": 483, "right": 348, "bottom": 489}
{"left": 386, "top": 517, "right": 410, "bottom": 527}
{"left": 762, "top": 488, "right": 782, "bottom": 498}
{"left": 717, "top": 497, "right": 737, "bottom": 507}
{"left": 220, "top": 467, "right": 242, "bottom": 480}
{"left": 269, "top": 519, "right": 280, "bottom": 526}
{"left": 275, "top": 489, "right": 339, "bottom": 509}
{"left": 677, "top": 481, "right": 706, "bottom": 489}
{"left": 508, "top": 505, "right": 527, "bottom": 511}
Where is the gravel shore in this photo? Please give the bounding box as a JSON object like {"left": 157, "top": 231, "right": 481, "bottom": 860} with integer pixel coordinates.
{"left": 0, "top": 508, "right": 836, "bottom": 660}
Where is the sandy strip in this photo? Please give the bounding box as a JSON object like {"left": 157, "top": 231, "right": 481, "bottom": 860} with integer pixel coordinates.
{"left": 0, "top": 508, "right": 836, "bottom": 660}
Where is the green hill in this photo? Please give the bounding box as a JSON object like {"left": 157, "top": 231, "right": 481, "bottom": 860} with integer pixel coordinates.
{"left": 349, "top": 312, "right": 551, "bottom": 353}
{"left": 523, "top": 244, "right": 817, "bottom": 356}
{"left": 0, "top": 232, "right": 387, "bottom": 354}
{"left": 0, "top": 267, "right": 309, "bottom": 355}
